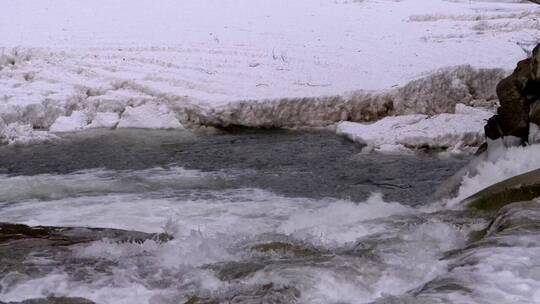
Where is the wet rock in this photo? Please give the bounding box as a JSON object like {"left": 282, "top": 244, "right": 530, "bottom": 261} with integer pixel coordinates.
{"left": 369, "top": 294, "right": 431, "bottom": 304}
{"left": 183, "top": 296, "right": 218, "bottom": 304}
{"left": 0, "top": 222, "right": 172, "bottom": 288}
{"left": 0, "top": 222, "right": 172, "bottom": 246}
{"left": 413, "top": 278, "right": 473, "bottom": 295}
{"left": 0, "top": 297, "right": 95, "bottom": 304}
{"left": 204, "top": 241, "right": 334, "bottom": 285}
{"left": 206, "top": 261, "right": 266, "bottom": 281}
{"left": 447, "top": 200, "right": 540, "bottom": 270}
{"left": 485, "top": 200, "right": 540, "bottom": 238}
{"left": 374, "top": 278, "right": 470, "bottom": 304}
{"left": 249, "top": 241, "right": 322, "bottom": 258}
{"left": 410, "top": 199, "right": 540, "bottom": 304}
{"left": 461, "top": 168, "right": 540, "bottom": 211}
{"left": 485, "top": 43, "right": 540, "bottom": 143}
{"left": 531, "top": 101, "right": 540, "bottom": 126}
{"left": 227, "top": 283, "right": 300, "bottom": 304}
{"left": 433, "top": 151, "right": 487, "bottom": 201}
{"left": 183, "top": 283, "right": 300, "bottom": 304}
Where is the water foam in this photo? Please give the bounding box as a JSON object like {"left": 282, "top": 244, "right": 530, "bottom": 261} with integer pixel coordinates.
{"left": 0, "top": 167, "right": 222, "bottom": 203}
{"left": 1, "top": 161, "right": 536, "bottom": 303}
{"left": 445, "top": 144, "right": 540, "bottom": 207}
{"left": 278, "top": 193, "right": 415, "bottom": 247}
{"left": 0, "top": 167, "right": 466, "bottom": 303}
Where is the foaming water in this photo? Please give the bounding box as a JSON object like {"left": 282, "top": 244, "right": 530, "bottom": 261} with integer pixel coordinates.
{"left": 277, "top": 193, "right": 415, "bottom": 247}
{"left": 1, "top": 133, "right": 539, "bottom": 304}
{"left": 0, "top": 187, "right": 325, "bottom": 235}
{"left": 377, "top": 199, "right": 540, "bottom": 304}
{"left": 0, "top": 171, "right": 474, "bottom": 303}
{"left": 0, "top": 167, "right": 228, "bottom": 203}
{"left": 444, "top": 144, "right": 540, "bottom": 208}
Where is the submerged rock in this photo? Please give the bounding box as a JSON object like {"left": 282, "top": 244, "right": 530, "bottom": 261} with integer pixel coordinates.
{"left": 183, "top": 296, "right": 218, "bottom": 304}
{"left": 0, "top": 222, "right": 172, "bottom": 295}
{"left": 485, "top": 44, "right": 540, "bottom": 144}
{"left": 0, "top": 222, "right": 172, "bottom": 246}
{"left": 531, "top": 101, "right": 540, "bottom": 126}
{"left": 0, "top": 297, "right": 95, "bottom": 304}
{"left": 400, "top": 199, "right": 540, "bottom": 304}
{"left": 433, "top": 150, "right": 487, "bottom": 201}
{"left": 183, "top": 283, "right": 300, "bottom": 304}
{"left": 205, "top": 241, "right": 330, "bottom": 282}
{"left": 413, "top": 278, "right": 473, "bottom": 296}
{"left": 485, "top": 200, "right": 540, "bottom": 238}
{"left": 226, "top": 283, "right": 300, "bottom": 304}
{"left": 249, "top": 241, "right": 322, "bottom": 258}
{"left": 206, "top": 261, "right": 266, "bottom": 281}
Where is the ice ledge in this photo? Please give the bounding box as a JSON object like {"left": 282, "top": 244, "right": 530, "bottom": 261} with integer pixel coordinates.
{"left": 336, "top": 104, "right": 494, "bottom": 154}
{"left": 0, "top": 65, "right": 504, "bottom": 148}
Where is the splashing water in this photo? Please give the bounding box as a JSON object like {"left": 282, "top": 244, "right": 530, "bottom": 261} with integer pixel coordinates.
{"left": 1, "top": 133, "right": 539, "bottom": 304}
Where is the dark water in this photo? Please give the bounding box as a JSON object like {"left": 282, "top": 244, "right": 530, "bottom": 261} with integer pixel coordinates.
{"left": 0, "top": 129, "right": 468, "bottom": 205}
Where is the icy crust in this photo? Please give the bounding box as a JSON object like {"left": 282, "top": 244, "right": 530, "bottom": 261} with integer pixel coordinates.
{"left": 336, "top": 104, "right": 494, "bottom": 153}
{"left": 0, "top": 57, "right": 504, "bottom": 146}
{"left": 199, "top": 66, "right": 504, "bottom": 128}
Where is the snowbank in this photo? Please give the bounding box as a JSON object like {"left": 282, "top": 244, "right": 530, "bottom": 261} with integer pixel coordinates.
{"left": 194, "top": 66, "right": 504, "bottom": 128}
{"left": 85, "top": 112, "right": 119, "bottom": 129}
{"left": 49, "top": 111, "right": 89, "bottom": 133}
{"left": 336, "top": 104, "right": 493, "bottom": 153}
{"left": 0, "top": 0, "right": 538, "bottom": 144}
{"left": 0, "top": 64, "right": 504, "bottom": 145}
{"left": 0, "top": 120, "right": 57, "bottom": 146}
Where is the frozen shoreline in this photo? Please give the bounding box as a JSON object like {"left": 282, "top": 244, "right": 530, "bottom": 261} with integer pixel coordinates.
{"left": 0, "top": 63, "right": 507, "bottom": 151}
{"left": 337, "top": 104, "right": 494, "bottom": 153}
{"left": 1, "top": 0, "right": 539, "bottom": 149}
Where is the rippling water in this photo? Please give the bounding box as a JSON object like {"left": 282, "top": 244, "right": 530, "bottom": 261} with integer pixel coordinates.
{"left": 0, "top": 129, "right": 538, "bottom": 304}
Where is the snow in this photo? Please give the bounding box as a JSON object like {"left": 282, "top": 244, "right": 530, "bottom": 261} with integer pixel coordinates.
{"left": 49, "top": 111, "right": 89, "bottom": 133}
{"left": 336, "top": 104, "right": 493, "bottom": 153}
{"left": 0, "top": 0, "right": 538, "bottom": 144}
{"left": 0, "top": 121, "right": 57, "bottom": 146}
{"left": 0, "top": 168, "right": 469, "bottom": 303}
{"left": 116, "top": 103, "right": 184, "bottom": 129}
{"left": 85, "top": 112, "right": 119, "bottom": 129}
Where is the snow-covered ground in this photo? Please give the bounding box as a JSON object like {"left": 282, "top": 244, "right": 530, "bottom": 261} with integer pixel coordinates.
{"left": 337, "top": 104, "right": 494, "bottom": 153}
{"left": 0, "top": 0, "right": 539, "bottom": 147}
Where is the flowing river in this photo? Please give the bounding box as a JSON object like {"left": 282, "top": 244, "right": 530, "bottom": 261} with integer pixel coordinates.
{"left": 0, "top": 129, "right": 538, "bottom": 304}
